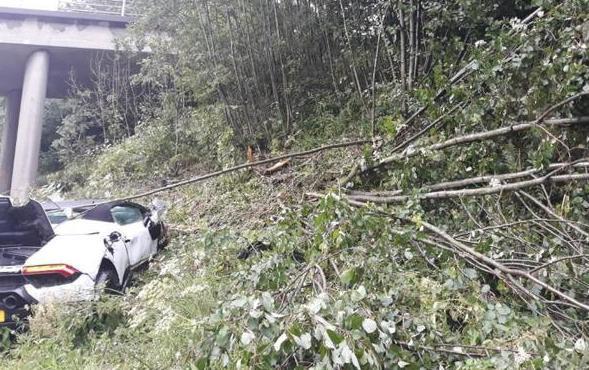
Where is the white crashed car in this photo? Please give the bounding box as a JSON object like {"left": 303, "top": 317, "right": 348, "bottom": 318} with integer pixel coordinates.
{"left": 0, "top": 197, "right": 168, "bottom": 327}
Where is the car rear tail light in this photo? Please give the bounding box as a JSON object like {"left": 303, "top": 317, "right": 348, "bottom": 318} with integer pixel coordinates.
{"left": 22, "top": 264, "right": 79, "bottom": 278}
{"left": 22, "top": 264, "right": 82, "bottom": 289}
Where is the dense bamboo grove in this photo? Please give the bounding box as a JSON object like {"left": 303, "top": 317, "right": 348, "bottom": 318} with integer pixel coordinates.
{"left": 130, "top": 0, "right": 543, "bottom": 142}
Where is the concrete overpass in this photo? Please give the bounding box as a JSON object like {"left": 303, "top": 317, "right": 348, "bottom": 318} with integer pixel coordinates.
{"left": 0, "top": 7, "right": 131, "bottom": 201}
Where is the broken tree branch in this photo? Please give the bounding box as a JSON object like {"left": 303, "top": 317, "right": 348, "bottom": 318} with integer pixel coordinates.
{"left": 260, "top": 159, "right": 290, "bottom": 175}
{"left": 391, "top": 101, "right": 467, "bottom": 153}
{"left": 345, "top": 161, "right": 589, "bottom": 204}
{"left": 347, "top": 162, "right": 589, "bottom": 198}
{"left": 306, "top": 192, "right": 589, "bottom": 312}
{"left": 380, "top": 117, "right": 589, "bottom": 168}
{"left": 529, "top": 254, "right": 589, "bottom": 274}
{"left": 517, "top": 190, "right": 589, "bottom": 239}
{"left": 535, "top": 91, "right": 589, "bottom": 124}
{"left": 417, "top": 220, "right": 589, "bottom": 311}
{"left": 452, "top": 218, "right": 589, "bottom": 238}
{"left": 342, "top": 116, "right": 589, "bottom": 184}
{"left": 99, "top": 139, "right": 370, "bottom": 204}
{"left": 347, "top": 174, "right": 589, "bottom": 203}
{"left": 343, "top": 90, "right": 589, "bottom": 186}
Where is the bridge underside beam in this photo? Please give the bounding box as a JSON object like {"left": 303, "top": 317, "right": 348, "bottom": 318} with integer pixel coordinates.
{"left": 0, "top": 8, "right": 131, "bottom": 98}
{"left": 0, "top": 8, "right": 134, "bottom": 198}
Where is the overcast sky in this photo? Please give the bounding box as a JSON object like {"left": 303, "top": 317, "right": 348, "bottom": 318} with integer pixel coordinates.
{"left": 0, "top": 0, "right": 59, "bottom": 10}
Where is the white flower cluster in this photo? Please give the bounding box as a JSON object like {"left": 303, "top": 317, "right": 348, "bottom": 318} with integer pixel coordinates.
{"left": 179, "top": 283, "right": 207, "bottom": 298}
{"left": 154, "top": 306, "right": 177, "bottom": 334}
{"left": 128, "top": 307, "right": 149, "bottom": 329}
{"left": 514, "top": 347, "right": 531, "bottom": 365}
{"left": 137, "top": 278, "right": 168, "bottom": 301}
{"left": 159, "top": 257, "right": 183, "bottom": 278}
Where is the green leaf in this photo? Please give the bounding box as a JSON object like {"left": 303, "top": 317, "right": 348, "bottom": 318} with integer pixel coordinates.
{"left": 240, "top": 331, "right": 255, "bottom": 346}
{"left": 464, "top": 268, "right": 478, "bottom": 280}
{"left": 295, "top": 333, "right": 312, "bottom": 350}
{"left": 340, "top": 268, "right": 358, "bottom": 285}
{"left": 326, "top": 329, "right": 344, "bottom": 345}
{"left": 345, "top": 314, "right": 364, "bottom": 330}
{"left": 351, "top": 286, "right": 367, "bottom": 302}
{"left": 381, "top": 116, "right": 398, "bottom": 137}
{"left": 288, "top": 323, "right": 302, "bottom": 337}
{"left": 195, "top": 358, "right": 208, "bottom": 370}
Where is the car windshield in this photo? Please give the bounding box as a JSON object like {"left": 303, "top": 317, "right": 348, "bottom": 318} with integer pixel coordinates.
{"left": 46, "top": 210, "right": 68, "bottom": 225}
{"left": 46, "top": 209, "right": 84, "bottom": 226}
{"left": 110, "top": 206, "right": 144, "bottom": 226}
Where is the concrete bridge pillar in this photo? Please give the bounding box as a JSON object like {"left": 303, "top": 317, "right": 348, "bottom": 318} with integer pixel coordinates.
{"left": 0, "top": 90, "right": 21, "bottom": 195}
{"left": 11, "top": 50, "right": 50, "bottom": 202}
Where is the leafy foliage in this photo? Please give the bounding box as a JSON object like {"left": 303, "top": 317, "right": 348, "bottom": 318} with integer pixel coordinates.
{"left": 5, "top": 174, "right": 589, "bottom": 368}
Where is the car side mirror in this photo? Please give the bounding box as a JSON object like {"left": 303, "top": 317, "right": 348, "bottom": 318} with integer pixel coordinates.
{"left": 150, "top": 199, "right": 166, "bottom": 221}
{"left": 64, "top": 207, "right": 75, "bottom": 219}
{"left": 109, "top": 231, "right": 123, "bottom": 243}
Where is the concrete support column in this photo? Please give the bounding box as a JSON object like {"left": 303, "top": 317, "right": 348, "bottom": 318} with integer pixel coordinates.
{"left": 11, "top": 50, "right": 50, "bottom": 202}
{"left": 0, "top": 90, "right": 22, "bottom": 195}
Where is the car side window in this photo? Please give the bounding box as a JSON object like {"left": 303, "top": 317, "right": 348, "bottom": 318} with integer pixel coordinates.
{"left": 110, "top": 206, "right": 144, "bottom": 226}
{"left": 46, "top": 210, "right": 68, "bottom": 225}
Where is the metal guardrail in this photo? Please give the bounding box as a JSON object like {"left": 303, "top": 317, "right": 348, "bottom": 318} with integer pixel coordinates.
{"left": 58, "top": 0, "right": 132, "bottom": 17}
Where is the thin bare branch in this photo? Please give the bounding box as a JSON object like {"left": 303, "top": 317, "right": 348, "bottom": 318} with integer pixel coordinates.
{"left": 94, "top": 139, "right": 370, "bottom": 206}
{"left": 530, "top": 254, "right": 589, "bottom": 274}
{"left": 346, "top": 161, "right": 589, "bottom": 203}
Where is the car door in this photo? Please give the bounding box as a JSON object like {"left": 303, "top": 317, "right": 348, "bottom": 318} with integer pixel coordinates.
{"left": 110, "top": 205, "right": 154, "bottom": 267}
{"left": 104, "top": 236, "right": 130, "bottom": 284}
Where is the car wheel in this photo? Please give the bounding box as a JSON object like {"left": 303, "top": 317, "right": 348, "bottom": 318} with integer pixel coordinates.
{"left": 95, "top": 267, "right": 122, "bottom": 296}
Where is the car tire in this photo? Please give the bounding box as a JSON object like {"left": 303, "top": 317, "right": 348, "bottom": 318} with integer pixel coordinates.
{"left": 95, "top": 267, "right": 122, "bottom": 296}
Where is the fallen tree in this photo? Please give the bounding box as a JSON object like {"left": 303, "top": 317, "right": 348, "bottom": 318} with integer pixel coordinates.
{"left": 343, "top": 75, "right": 589, "bottom": 181}
{"left": 347, "top": 162, "right": 589, "bottom": 197}
{"left": 97, "top": 139, "right": 371, "bottom": 205}
{"left": 306, "top": 189, "right": 589, "bottom": 335}
{"left": 344, "top": 161, "right": 589, "bottom": 204}
{"left": 342, "top": 115, "right": 589, "bottom": 185}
